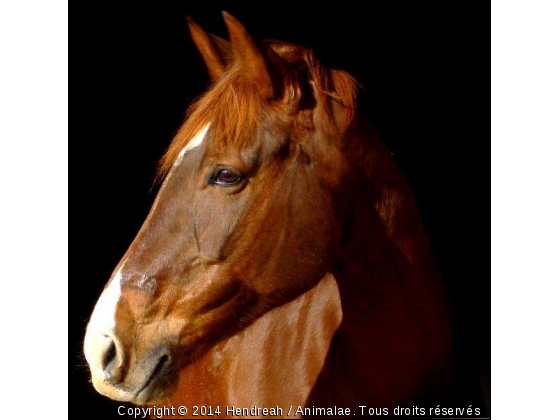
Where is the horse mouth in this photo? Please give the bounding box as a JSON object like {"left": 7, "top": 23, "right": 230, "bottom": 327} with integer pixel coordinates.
{"left": 134, "top": 354, "right": 172, "bottom": 404}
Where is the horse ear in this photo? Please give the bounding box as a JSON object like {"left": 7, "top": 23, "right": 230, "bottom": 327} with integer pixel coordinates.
{"left": 222, "top": 11, "right": 276, "bottom": 98}
{"left": 187, "top": 17, "right": 232, "bottom": 82}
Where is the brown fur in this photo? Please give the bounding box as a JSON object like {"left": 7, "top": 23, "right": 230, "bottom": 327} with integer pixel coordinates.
{"left": 157, "top": 41, "right": 357, "bottom": 181}
{"left": 84, "top": 13, "right": 458, "bottom": 418}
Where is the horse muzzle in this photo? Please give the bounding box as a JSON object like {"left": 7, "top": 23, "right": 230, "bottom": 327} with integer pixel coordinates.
{"left": 84, "top": 324, "right": 175, "bottom": 404}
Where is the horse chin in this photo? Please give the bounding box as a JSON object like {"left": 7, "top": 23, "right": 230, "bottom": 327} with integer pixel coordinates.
{"left": 131, "top": 341, "right": 210, "bottom": 404}
{"left": 89, "top": 356, "right": 179, "bottom": 405}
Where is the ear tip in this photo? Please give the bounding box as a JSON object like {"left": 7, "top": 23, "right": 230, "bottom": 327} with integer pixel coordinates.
{"left": 186, "top": 16, "right": 198, "bottom": 31}
{"left": 221, "top": 11, "right": 237, "bottom": 23}
{"left": 187, "top": 17, "right": 208, "bottom": 41}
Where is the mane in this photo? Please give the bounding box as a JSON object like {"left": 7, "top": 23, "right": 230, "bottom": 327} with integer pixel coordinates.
{"left": 157, "top": 45, "right": 358, "bottom": 181}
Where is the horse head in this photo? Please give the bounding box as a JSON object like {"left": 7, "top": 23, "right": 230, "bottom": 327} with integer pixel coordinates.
{"left": 84, "top": 12, "right": 358, "bottom": 404}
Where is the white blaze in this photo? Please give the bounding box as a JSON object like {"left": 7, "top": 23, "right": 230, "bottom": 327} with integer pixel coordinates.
{"left": 176, "top": 123, "right": 210, "bottom": 164}
{"left": 152, "top": 123, "right": 211, "bottom": 212}
{"left": 85, "top": 122, "right": 212, "bottom": 359}
{"left": 83, "top": 261, "right": 125, "bottom": 369}
{"left": 89, "top": 264, "right": 124, "bottom": 330}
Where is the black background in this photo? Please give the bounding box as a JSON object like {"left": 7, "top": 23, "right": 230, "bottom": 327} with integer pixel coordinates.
{"left": 71, "top": 3, "right": 488, "bottom": 419}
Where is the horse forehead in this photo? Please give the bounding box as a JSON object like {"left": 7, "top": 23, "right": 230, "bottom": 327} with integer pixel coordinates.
{"left": 174, "top": 123, "right": 211, "bottom": 166}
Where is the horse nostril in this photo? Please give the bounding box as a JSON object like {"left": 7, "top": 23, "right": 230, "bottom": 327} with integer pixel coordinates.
{"left": 102, "top": 339, "right": 116, "bottom": 372}
{"left": 101, "top": 335, "right": 123, "bottom": 383}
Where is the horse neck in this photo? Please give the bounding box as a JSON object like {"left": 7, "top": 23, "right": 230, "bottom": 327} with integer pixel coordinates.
{"left": 312, "top": 121, "right": 454, "bottom": 406}
{"left": 168, "top": 274, "right": 343, "bottom": 410}
{"left": 336, "top": 119, "right": 446, "bottom": 319}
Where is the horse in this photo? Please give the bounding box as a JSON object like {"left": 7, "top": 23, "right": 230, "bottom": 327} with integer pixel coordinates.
{"left": 84, "top": 12, "right": 459, "bottom": 418}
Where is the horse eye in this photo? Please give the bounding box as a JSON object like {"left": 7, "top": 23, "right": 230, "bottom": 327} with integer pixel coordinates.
{"left": 211, "top": 168, "right": 243, "bottom": 186}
